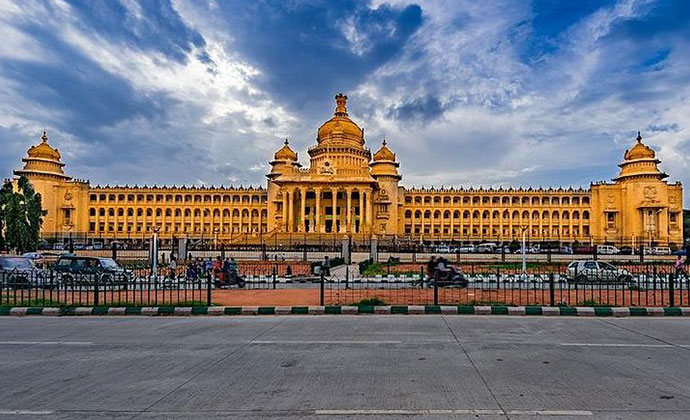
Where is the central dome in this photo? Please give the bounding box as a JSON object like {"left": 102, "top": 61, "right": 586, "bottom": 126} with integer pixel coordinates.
{"left": 316, "top": 93, "right": 363, "bottom": 144}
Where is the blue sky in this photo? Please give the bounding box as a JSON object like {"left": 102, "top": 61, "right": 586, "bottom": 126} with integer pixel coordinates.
{"left": 0, "top": 0, "right": 688, "bottom": 205}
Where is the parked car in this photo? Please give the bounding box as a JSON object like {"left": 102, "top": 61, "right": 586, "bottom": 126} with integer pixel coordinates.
{"left": 457, "top": 245, "right": 476, "bottom": 253}
{"left": 0, "top": 256, "right": 42, "bottom": 289}
{"left": 53, "top": 256, "right": 131, "bottom": 286}
{"left": 647, "top": 246, "right": 671, "bottom": 255}
{"left": 559, "top": 246, "right": 573, "bottom": 254}
{"left": 476, "top": 243, "right": 497, "bottom": 253}
{"left": 596, "top": 245, "right": 620, "bottom": 255}
{"left": 618, "top": 246, "right": 635, "bottom": 255}
{"left": 565, "top": 260, "right": 633, "bottom": 284}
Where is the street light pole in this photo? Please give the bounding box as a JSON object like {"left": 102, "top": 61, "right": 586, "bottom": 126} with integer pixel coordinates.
{"left": 521, "top": 226, "right": 528, "bottom": 276}
{"left": 152, "top": 226, "right": 161, "bottom": 276}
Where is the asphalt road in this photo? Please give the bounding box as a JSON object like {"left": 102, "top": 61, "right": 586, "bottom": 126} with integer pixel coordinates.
{"left": 2, "top": 316, "right": 690, "bottom": 419}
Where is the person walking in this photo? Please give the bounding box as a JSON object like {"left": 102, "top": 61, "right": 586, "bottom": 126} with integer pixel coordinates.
{"left": 675, "top": 255, "right": 686, "bottom": 278}
{"left": 323, "top": 256, "right": 331, "bottom": 276}
{"left": 168, "top": 255, "right": 177, "bottom": 280}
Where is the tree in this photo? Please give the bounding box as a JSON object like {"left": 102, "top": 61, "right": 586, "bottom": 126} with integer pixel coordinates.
{"left": 0, "top": 180, "right": 12, "bottom": 251}
{"left": 3, "top": 176, "right": 45, "bottom": 253}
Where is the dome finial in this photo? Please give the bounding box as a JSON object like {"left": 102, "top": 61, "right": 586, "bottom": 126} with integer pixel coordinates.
{"left": 284, "top": 138, "right": 289, "bottom": 145}
{"left": 636, "top": 131, "right": 642, "bottom": 142}
{"left": 41, "top": 130, "right": 48, "bottom": 143}
{"left": 382, "top": 139, "right": 387, "bottom": 146}
{"left": 334, "top": 93, "right": 348, "bottom": 116}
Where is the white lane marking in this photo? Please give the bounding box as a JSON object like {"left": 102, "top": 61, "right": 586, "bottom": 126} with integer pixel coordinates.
{"left": 316, "top": 409, "right": 503, "bottom": 415}
{"left": 252, "top": 340, "right": 402, "bottom": 344}
{"left": 315, "top": 409, "right": 592, "bottom": 416}
{"left": 0, "top": 341, "right": 94, "bottom": 346}
{"left": 0, "top": 411, "right": 54, "bottom": 415}
{"left": 509, "top": 410, "right": 593, "bottom": 416}
{"left": 561, "top": 343, "right": 673, "bottom": 348}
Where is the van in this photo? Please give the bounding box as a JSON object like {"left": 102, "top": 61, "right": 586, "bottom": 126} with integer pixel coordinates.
{"left": 596, "top": 245, "right": 620, "bottom": 255}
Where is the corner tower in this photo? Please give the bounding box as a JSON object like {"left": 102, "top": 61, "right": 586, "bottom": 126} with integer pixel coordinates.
{"left": 14, "top": 132, "right": 90, "bottom": 237}
{"left": 590, "top": 132, "right": 683, "bottom": 248}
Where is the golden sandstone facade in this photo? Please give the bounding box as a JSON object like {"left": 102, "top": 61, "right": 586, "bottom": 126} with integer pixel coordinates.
{"left": 12, "top": 95, "right": 684, "bottom": 248}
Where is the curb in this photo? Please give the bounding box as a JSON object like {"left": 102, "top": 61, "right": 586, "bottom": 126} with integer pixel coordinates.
{"left": 2, "top": 305, "right": 690, "bottom": 317}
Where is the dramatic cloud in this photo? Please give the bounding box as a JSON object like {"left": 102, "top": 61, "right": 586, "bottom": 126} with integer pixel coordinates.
{"left": 0, "top": 0, "right": 688, "bottom": 205}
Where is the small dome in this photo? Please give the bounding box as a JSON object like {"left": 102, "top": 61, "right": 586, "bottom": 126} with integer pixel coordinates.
{"left": 373, "top": 140, "right": 396, "bottom": 162}
{"left": 317, "top": 93, "right": 363, "bottom": 144}
{"left": 624, "top": 132, "right": 655, "bottom": 160}
{"left": 274, "top": 139, "right": 297, "bottom": 161}
{"left": 27, "top": 131, "right": 61, "bottom": 161}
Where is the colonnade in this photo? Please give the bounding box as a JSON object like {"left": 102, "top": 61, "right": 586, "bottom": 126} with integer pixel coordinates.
{"left": 280, "top": 186, "right": 373, "bottom": 234}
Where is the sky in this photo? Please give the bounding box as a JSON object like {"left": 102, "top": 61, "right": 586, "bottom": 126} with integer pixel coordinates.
{"left": 0, "top": 0, "right": 688, "bottom": 206}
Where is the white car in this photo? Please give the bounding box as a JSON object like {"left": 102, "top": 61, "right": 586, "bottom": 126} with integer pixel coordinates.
{"left": 596, "top": 245, "right": 620, "bottom": 255}
{"left": 476, "top": 243, "right": 497, "bottom": 253}
{"left": 565, "top": 260, "right": 633, "bottom": 284}
{"left": 457, "top": 245, "right": 475, "bottom": 253}
{"left": 647, "top": 246, "right": 671, "bottom": 255}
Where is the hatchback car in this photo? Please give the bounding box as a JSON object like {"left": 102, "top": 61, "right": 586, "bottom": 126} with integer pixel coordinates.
{"left": 53, "top": 256, "right": 131, "bottom": 286}
{"left": 0, "top": 256, "right": 41, "bottom": 289}
{"left": 565, "top": 260, "right": 633, "bottom": 284}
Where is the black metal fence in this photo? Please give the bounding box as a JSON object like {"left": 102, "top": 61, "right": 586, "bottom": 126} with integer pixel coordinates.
{"left": 0, "top": 268, "right": 211, "bottom": 307}
{"left": 324, "top": 263, "right": 690, "bottom": 308}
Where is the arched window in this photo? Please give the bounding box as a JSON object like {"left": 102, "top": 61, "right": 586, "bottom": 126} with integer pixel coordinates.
{"left": 405, "top": 210, "right": 412, "bottom": 218}
{"left": 89, "top": 208, "right": 96, "bottom": 216}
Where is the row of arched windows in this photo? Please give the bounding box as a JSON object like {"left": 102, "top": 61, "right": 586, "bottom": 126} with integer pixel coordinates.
{"left": 404, "top": 209, "right": 590, "bottom": 221}
{"left": 89, "top": 207, "right": 267, "bottom": 218}
{"left": 403, "top": 195, "right": 590, "bottom": 206}
{"left": 89, "top": 192, "right": 266, "bottom": 204}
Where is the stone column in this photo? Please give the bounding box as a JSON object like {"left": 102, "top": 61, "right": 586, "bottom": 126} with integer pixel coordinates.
{"left": 315, "top": 187, "right": 322, "bottom": 233}
{"left": 358, "top": 189, "right": 364, "bottom": 233}
{"left": 288, "top": 188, "right": 294, "bottom": 233}
{"left": 366, "top": 188, "right": 373, "bottom": 232}
{"left": 282, "top": 189, "right": 288, "bottom": 232}
{"left": 300, "top": 188, "right": 306, "bottom": 233}
{"left": 331, "top": 187, "right": 339, "bottom": 233}
{"left": 346, "top": 188, "right": 352, "bottom": 233}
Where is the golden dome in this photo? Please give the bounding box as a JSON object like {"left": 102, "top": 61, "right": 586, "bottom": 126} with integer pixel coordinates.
{"left": 317, "top": 93, "right": 363, "bottom": 144}
{"left": 373, "top": 140, "right": 396, "bottom": 161}
{"left": 27, "top": 131, "right": 61, "bottom": 161}
{"left": 274, "top": 139, "right": 297, "bottom": 161}
{"left": 624, "top": 132, "right": 655, "bottom": 160}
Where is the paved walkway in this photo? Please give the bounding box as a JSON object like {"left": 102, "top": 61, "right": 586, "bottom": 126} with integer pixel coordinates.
{"left": 2, "top": 316, "right": 690, "bottom": 418}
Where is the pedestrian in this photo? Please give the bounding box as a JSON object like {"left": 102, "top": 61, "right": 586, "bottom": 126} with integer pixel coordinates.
{"left": 168, "top": 255, "right": 177, "bottom": 280}
{"left": 675, "top": 255, "right": 686, "bottom": 278}
{"left": 323, "top": 255, "right": 331, "bottom": 276}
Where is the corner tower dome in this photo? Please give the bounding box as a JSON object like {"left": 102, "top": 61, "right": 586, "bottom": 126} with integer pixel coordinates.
{"left": 14, "top": 131, "right": 71, "bottom": 181}
{"left": 316, "top": 93, "right": 364, "bottom": 145}
{"left": 614, "top": 131, "right": 667, "bottom": 182}
{"left": 274, "top": 138, "right": 297, "bottom": 161}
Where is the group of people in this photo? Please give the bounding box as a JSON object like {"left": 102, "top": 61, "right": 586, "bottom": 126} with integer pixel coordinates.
{"left": 180, "top": 256, "right": 239, "bottom": 283}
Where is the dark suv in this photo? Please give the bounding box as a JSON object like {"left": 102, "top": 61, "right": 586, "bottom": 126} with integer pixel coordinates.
{"left": 53, "top": 256, "right": 131, "bottom": 287}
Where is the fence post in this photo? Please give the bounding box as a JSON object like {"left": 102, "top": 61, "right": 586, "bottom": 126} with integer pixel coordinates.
{"left": 639, "top": 244, "right": 644, "bottom": 263}
{"left": 206, "top": 271, "right": 212, "bottom": 306}
{"left": 501, "top": 245, "right": 506, "bottom": 263}
{"left": 345, "top": 265, "right": 349, "bottom": 290}
{"left": 94, "top": 274, "right": 100, "bottom": 307}
{"left": 272, "top": 266, "right": 277, "bottom": 290}
{"left": 593, "top": 245, "right": 598, "bottom": 261}
{"left": 547, "top": 249, "right": 552, "bottom": 264}
{"left": 433, "top": 269, "right": 439, "bottom": 306}
{"left": 549, "top": 273, "right": 555, "bottom": 307}
{"left": 669, "top": 272, "right": 675, "bottom": 308}
{"left": 320, "top": 269, "right": 325, "bottom": 306}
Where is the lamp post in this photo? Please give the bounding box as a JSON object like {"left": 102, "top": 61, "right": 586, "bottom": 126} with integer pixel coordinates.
{"left": 521, "top": 226, "right": 528, "bottom": 276}
{"left": 66, "top": 225, "right": 73, "bottom": 253}
{"left": 152, "top": 226, "right": 161, "bottom": 276}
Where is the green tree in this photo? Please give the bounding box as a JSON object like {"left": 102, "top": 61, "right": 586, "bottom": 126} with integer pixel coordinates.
{"left": 3, "top": 176, "right": 45, "bottom": 253}
{"left": 0, "top": 180, "right": 12, "bottom": 250}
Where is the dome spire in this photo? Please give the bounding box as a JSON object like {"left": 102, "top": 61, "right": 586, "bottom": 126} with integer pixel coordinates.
{"left": 334, "top": 93, "right": 348, "bottom": 116}
{"left": 41, "top": 130, "right": 48, "bottom": 143}
{"left": 636, "top": 131, "right": 642, "bottom": 142}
